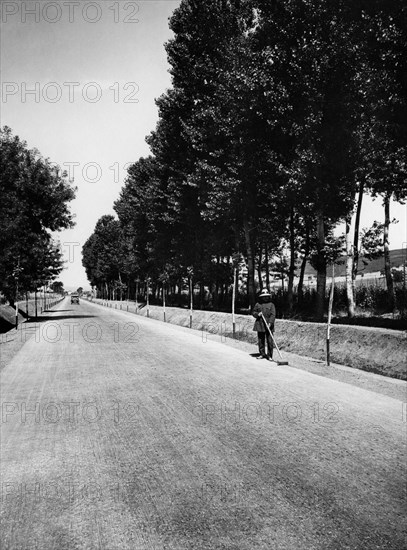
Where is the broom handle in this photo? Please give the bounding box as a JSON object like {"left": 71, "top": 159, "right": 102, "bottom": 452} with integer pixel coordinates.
{"left": 259, "top": 312, "right": 283, "bottom": 360}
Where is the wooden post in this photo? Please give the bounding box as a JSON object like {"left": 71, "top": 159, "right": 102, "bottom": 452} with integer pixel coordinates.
{"left": 26, "top": 292, "right": 29, "bottom": 320}
{"left": 232, "top": 266, "right": 237, "bottom": 338}
{"left": 189, "top": 276, "right": 193, "bottom": 328}
{"left": 163, "top": 284, "right": 166, "bottom": 322}
{"left": 146, "top": 278, "right": 150, "bottom": 318}
{"left": 327, "top": 263, "right": 335, "bottom": 366}
{"left": 403, "top": 242, "right": 406, "bottom": 318}
{"left": 35, "top": 290, "right": 38, "bottom": 319}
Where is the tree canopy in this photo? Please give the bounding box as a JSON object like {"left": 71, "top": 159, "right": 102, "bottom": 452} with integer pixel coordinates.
{"left": 82, "top": 0, "right": 406, "bottom": 318}
{"left": 0, "top": 126, "right": 76, "bottom": 303}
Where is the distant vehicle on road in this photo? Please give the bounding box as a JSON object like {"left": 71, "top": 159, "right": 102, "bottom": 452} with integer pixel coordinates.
{"left": 71, "top": 293, "right": 80, "bottom": 304}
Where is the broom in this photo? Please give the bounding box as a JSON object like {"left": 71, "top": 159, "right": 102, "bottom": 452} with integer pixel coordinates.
{"left": 259, "top": 312, "right": 289, "bottom": 365}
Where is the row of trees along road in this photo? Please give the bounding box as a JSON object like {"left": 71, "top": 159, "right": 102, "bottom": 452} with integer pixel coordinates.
{"left": 82, "top": 0, "right": 407, "bottom": 320}
{"left": 0, "top": 127, "right": 76, "bottom": 306}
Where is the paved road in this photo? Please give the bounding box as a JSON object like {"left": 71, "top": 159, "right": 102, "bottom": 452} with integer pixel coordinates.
{"left": 1, "top": 299, "right": 406, "bottom": 549}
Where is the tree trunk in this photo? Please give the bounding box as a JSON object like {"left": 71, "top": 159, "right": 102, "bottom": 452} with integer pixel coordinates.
{"left": 257, "top": 244, "right": 263, "bottom": 289}
{"left": 352, "top": 180, "right": 364, "bottom": 284}
{"left": 287, "top": 207, "right": 296, "bottom": 315}
{"left": 316, "top": 213, "right": 327, "bottom": 320}
{"left": 264, "top": 243, "right": 270, "bottom": 289}
{"left": 345, "top": 218, "right": 355, "bottom": 318}
{"left": 178, "top": 279, "right": 182, "bottom": 306}
{"left": 243, "top": 216, "right": 256, "bottom": 307}
{"left": 281, "top": 264, "right": 285, "bottom": 292}
{"left": 200, "top": 282, "right": 204, "bottom": 309}
{"left": 220, "top": 283, "right": 226, "bottom": 307}
{"left": 298, "top": 227, "right": 310, "bottom": 305}
{"left": 383, "top": 194, "right": 395, "bottom": 311}
{"left": 214, "top": 255, "right": 220, "bottom": 308}
{"left": 189, "top": 276, "right": 193, "bottom": 311}
{"left": 209, "top": 282, "right": 214, "bottom": 309}
{"left": 326, "top": 263, "right": 335, "bottom": 366}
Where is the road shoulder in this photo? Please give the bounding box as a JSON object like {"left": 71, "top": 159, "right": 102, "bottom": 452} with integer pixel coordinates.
{"left": 87, "top": 300, "right": 407, "bottom": 402}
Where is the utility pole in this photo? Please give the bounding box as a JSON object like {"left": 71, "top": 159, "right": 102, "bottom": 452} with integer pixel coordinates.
{"left": 403, "top": 242, "right": 406, "bottom": 318}
{"left": 13, "top": 258, "right": 22, "bottom": 330}
{"left": 187, "top": 267, "right": 194, "bottom": 329}
{"left": 232, "top": 265, "right": 238, "bottom": 338}
{"left": 146, "top": 276, "right": 150, "bottom": 318}
{"left": 163, "top": 284, "right": 166, "bottom": 323}
{"left": 326, "top": 263, "right": 335, "bottom": 366}
{"left": 232, "top": 253, "right": 242, "bottom": 339}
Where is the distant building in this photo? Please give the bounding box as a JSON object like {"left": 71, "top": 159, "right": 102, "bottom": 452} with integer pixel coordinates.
{"left": 297, "top": 248, "right": 406, "bottom": 288}
{"left": 217, "top": 248, "right": 406, "bottom": 293}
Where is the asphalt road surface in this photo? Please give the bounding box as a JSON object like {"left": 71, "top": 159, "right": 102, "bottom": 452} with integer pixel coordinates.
{"left": 1, "top": 298, "right": 406, "bottom": 550}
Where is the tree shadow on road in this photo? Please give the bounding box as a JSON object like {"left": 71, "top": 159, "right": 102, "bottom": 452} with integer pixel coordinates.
{"left": 26, "top": 315, "right": 98, "bottom": 322}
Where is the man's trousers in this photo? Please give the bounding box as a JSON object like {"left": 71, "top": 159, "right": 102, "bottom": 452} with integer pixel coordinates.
{"left": 257, "top": 330, "right": 274, "bottom": 358}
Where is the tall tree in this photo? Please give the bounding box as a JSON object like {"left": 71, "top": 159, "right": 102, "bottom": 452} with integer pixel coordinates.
{"left": 0, "top": 127, "right": 75, "bottom": 302}
{"left": 254, "top": 0, "right": 359, "bottom": 318}
{"left": 359, "top": 0, "right": 407, "bottom": 310}
{"left": 82, "top": 215, "right": 126, "bottom": 296}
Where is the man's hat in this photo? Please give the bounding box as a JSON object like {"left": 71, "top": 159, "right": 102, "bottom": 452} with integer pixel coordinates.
{"left": 259, "top": 290, "right": 271, "bottom": 297}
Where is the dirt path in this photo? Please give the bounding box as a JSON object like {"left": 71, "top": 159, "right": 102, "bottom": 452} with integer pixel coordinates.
{"left": 1, "top": 298, "right": 406, "bottom": 549}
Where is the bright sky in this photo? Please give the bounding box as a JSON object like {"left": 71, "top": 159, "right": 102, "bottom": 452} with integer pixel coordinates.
{"left": 1, "top": 0, "right": 179, "bottom": 290}
{"left": 1, "top": 1, "right": 406, "bottom": 291}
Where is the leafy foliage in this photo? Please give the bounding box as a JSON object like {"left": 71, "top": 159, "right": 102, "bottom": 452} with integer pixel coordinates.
{"left": 0, "top": 127, "right": 76, "bottom": 303}
{"left": 82, "top": 0, "right": 405, "bottom": 317}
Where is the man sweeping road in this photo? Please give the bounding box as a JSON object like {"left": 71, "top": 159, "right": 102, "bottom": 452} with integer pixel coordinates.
{"left": 252, "top": 290, "right": 276, "bottom": 360}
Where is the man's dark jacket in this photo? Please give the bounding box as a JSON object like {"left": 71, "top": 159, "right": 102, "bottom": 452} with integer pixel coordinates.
{"left": 252, "top": 301, "right": 276, "bottom": 332}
